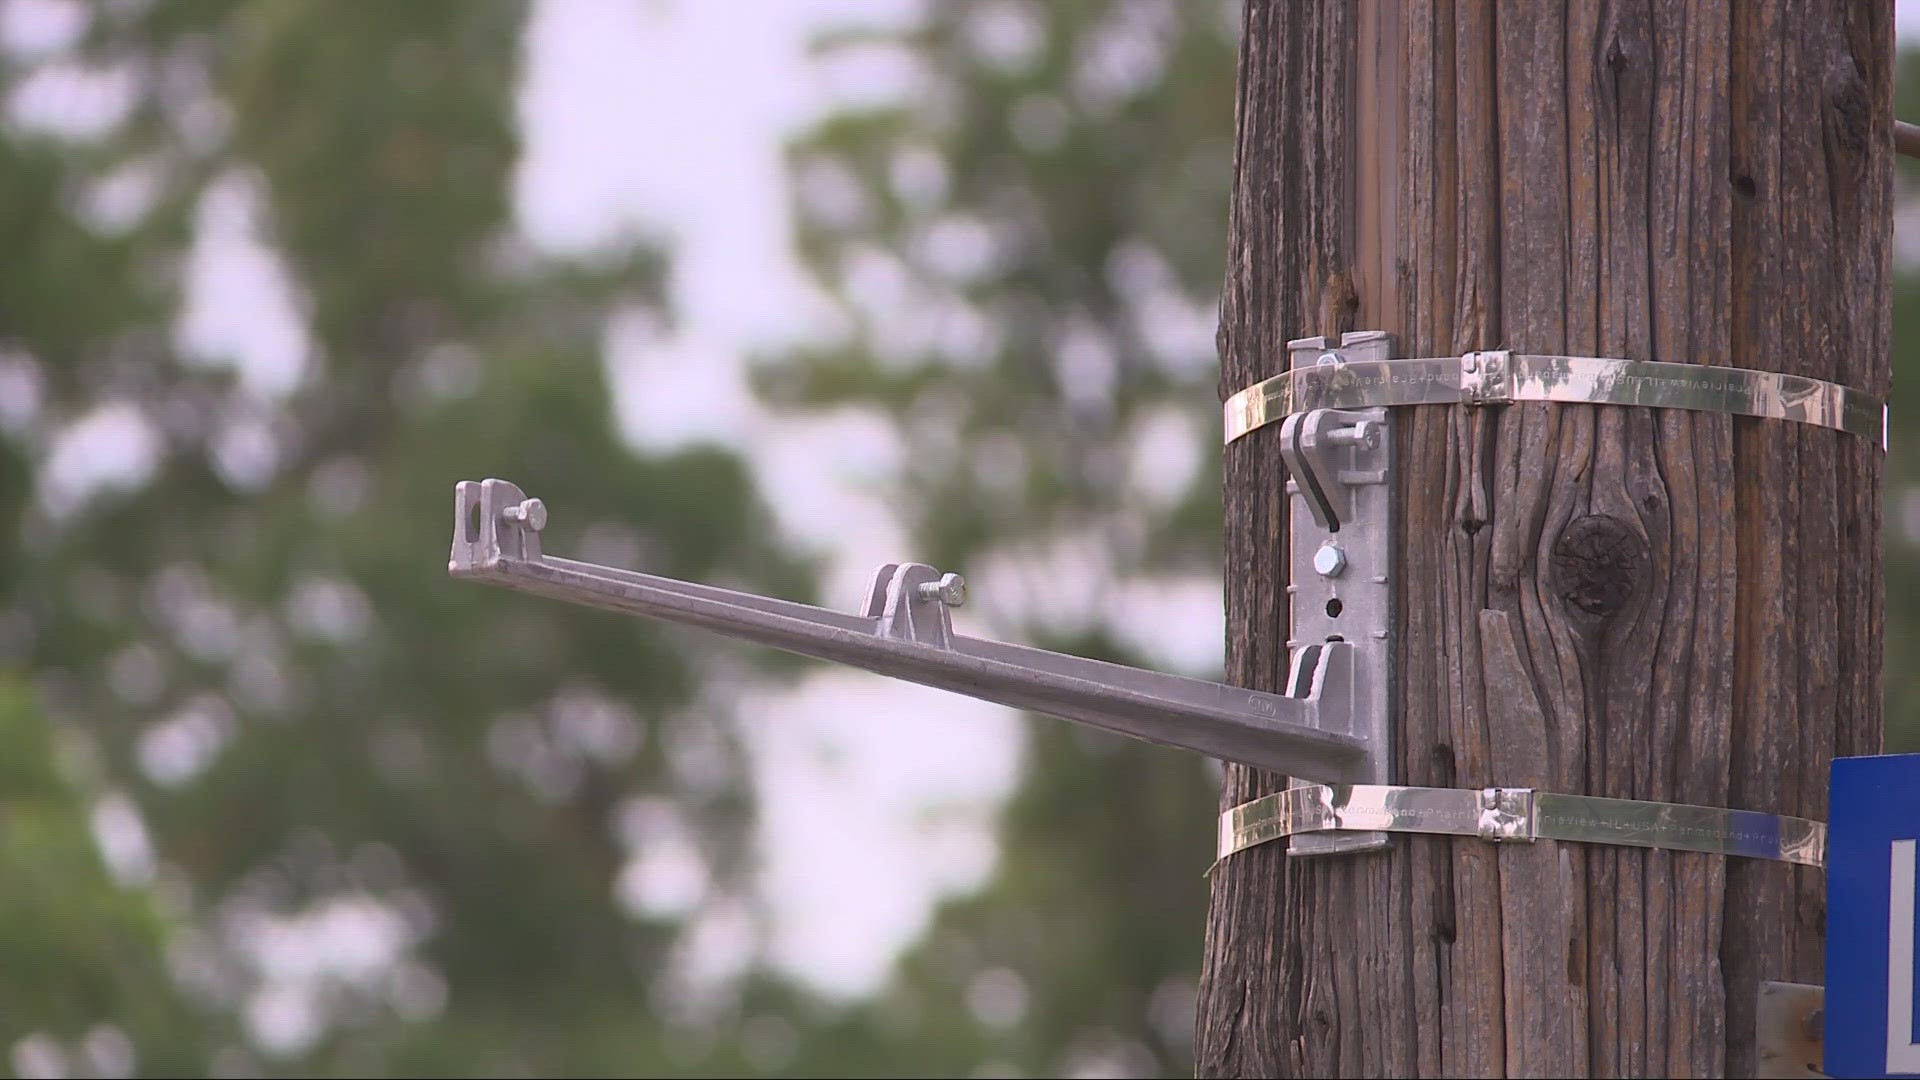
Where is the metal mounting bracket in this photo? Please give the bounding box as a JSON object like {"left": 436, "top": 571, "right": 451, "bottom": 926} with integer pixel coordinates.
{"left": 1278, "top": 331, "right": 1396, "bottom": 855}
{"left": 449, "top": 478, "right": 1385, "bottom": 787}
{"left": 449, "top": 329, "right": 1402, "bottom": 859}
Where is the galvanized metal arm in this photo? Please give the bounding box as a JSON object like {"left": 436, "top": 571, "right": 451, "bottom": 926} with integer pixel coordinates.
{"left": 449, "top": 478, "right": 1375, "bottom": 785}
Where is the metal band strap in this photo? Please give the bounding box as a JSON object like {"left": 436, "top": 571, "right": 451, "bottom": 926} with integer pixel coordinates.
{"left": 1223, "top": 352, "right": 1887, "bottom": 449}
{"left": 1215, "top": 784, "right": 1827, "bottom": 869}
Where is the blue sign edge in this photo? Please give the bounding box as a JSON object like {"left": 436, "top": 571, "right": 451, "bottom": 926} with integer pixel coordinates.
{"left": 1826, "top": 754, "right": 1920, "bottom": 1079}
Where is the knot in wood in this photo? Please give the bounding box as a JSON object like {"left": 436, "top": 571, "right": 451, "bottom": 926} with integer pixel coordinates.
{"left": 1825, "top": 58, "right": 1871, "bottom": 157}
{"left": 1550, "top": 515, "right": 1648, "bottom": 623}
{"left": 1604, "top": 37, "right": 1629, "bottom": 73}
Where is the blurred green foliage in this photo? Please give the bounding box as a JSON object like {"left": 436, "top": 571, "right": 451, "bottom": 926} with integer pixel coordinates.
{"left": 3, "top": 1, "right": 818, "bottom": 1075}
{"left": 0, "top": 682, "right": 217, "bottom": 1077}
{"left": 2, "top": 0, "right": 1239, "bottom": 1072}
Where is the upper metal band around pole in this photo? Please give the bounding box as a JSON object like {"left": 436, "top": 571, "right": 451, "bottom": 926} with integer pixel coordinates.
{"left": 1224, "top": 353, "right": 1887, "bottom": 449}
{"left": 1215, "top": 783, "right": 1828, "bottom": 869}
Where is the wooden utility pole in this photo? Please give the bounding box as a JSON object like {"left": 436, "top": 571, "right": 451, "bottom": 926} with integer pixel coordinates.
{"left": 1198, "top": 2, "right": 1892, "bottom": 1077}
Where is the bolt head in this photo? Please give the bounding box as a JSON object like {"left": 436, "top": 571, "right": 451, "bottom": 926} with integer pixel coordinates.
{"left": 1334, "top": 420, "right": 1378, "bottom": 448}
{"left": 1313, "top": 543, "right": 1347, "bottom": 578}
{"left": 501, "top": 498, "right": 547, "bottom": 532}
{"left": 918, "top": 572, "right": 967, "bottom": 606}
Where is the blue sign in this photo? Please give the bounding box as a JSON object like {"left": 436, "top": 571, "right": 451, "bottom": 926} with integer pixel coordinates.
{"left": 1828, "top": 754, "right": 1920, "bottom": 1078}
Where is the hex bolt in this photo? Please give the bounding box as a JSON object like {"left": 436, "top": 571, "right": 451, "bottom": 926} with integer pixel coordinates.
{"left": 917, "top": 573, "right": 967, "bottom": 607}
{"left": 1326, "top": 421, "right": 1377, "bottom": 448}
{"left": 1313, "top": 542, "right": 1347, "bottom": 578}
{"left": 500, "top": 498, "right": 547, "bottom": 532}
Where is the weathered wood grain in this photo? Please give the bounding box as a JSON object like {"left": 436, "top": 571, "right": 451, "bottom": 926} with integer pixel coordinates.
{"left": 1197, "top": 2, "right": 1891, "bottom": 1076}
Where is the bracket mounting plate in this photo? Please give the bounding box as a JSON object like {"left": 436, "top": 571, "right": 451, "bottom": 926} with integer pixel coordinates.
{"left": 1283, "top": 331, "right": 1396, "bottom": 856}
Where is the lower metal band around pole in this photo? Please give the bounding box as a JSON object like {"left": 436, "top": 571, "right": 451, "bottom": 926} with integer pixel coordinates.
{"left": 1214, "top": 784, "right": 1827, "bottom": 869}
{"left": 1224, "top": 353, "right": 1886, "bottom": 448}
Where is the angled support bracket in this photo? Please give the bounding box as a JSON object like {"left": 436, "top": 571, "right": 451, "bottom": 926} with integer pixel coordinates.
{"left": 449, "top": 333, "right": 1402, "bottom": 859}
{"left": 1276, "top": 332, "right": 1397, "bottom": 855}
{"left": 450, "top": 478, "right": 1381, "bottom": 788}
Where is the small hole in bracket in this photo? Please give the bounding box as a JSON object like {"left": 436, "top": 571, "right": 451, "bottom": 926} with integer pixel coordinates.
{"left": 466, "top": 499, "right": 481, "bottom": 544}
{"left": 1325, "top": 598, "right": 1343, "bottom": 618}
{"left": 1325, "top": 634, "right": 1345, "bottom": 642}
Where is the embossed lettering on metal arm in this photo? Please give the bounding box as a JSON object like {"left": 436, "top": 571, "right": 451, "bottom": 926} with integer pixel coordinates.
{"left": 1225, "top": 351, "right": 1887, "bottom": 448}
{"left": 450, "top": 478, "right": 1374, "bottom": 783}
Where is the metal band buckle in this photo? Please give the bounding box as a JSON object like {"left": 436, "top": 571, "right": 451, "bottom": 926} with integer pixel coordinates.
{"left": 1460, "top": 351, "right": 1511, "bottom": 405}
{"left": 1476, "top": 786, "right": 1535, "bottom": 841}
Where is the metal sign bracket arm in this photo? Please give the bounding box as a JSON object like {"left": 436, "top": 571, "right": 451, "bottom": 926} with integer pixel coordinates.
{"left": 450, "top": 478, "right": 1385, "bottom": 791}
